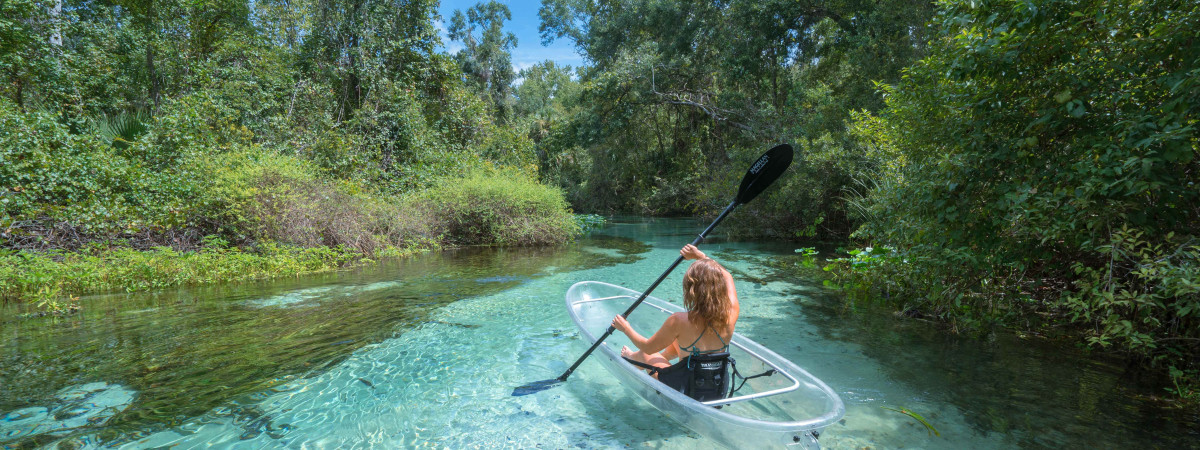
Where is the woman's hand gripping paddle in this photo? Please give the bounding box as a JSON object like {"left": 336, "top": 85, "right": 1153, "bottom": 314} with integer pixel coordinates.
{"left": 512, "top": 144, "right": 794, "bottom": 396}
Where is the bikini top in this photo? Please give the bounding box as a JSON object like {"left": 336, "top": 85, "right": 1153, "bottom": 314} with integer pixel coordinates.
{"left": 678, "top": 322, "right": 730, "bottom": 357}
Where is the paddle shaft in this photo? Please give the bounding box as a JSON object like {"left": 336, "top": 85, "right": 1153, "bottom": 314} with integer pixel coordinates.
{"left": 555, "top": 200, "right": 739, "bottom": 382}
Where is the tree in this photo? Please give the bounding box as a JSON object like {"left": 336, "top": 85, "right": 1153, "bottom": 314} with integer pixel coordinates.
{"left": 0, "top": 0, "right": 61, "bottom": 109}
{"left": 513, "top": 60, "right": 581, "bottom": 183}
{"left": 514, "top": 60, "right": 576, "bottom": 122}
{"left": 536, "top": 0, "right": 933, "bottom": 224}
{"left": 448, "top": 1, "right": 517, "bottom": 122}
{"left": 295, "top": 0, "right": 441, "bottom": 122}
{"left": 853, "top": 0, "right": 1199, "bottom": 379}
{"left": 50, "top": 0, "right": 62, "bottom": 46}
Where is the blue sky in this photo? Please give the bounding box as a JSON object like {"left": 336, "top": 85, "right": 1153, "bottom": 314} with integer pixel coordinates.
{"left": 436, "top": 0, "right": 586, "bottom": 72}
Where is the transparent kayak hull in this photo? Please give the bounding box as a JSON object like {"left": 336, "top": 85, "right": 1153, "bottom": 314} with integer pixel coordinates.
{"left": 566, "top": 281, "right": 844, "bottom": 449}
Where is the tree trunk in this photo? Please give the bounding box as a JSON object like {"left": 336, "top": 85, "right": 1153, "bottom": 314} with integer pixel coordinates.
{"left": 50, "top": 0, "right": 62, "bottom": 46}
{"left": 145, "top": 0, "right": 160, "bottom": 110}
{"left": 284, "top": 0, "right": 297, "bottom": 49}
{"left": 14, "top": 76, "right": 24, "bottom": 111}
{"left": 147, "top": 42, "right": 160, "bottom": 110}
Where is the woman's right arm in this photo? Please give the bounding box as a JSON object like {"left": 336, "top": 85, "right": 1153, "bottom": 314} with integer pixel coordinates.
{"left": 681, "top": 244, "right": 705, "bottom": 260}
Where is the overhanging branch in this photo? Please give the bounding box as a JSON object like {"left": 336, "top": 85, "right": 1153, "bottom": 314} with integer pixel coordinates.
{"left": 652, "top": 90, "right": 753, "bottom": 132}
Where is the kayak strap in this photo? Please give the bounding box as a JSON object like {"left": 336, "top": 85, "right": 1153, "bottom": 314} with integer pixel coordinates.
{"left": 622, "top": 356, "right": 666, "bottom": 374}
{"left": 728, "top": 358, "right": 776, "bottom": 398}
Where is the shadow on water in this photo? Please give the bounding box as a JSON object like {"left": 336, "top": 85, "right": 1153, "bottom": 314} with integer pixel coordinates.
{"left": 0, "top": 235, "right": 649, "bottom": 446}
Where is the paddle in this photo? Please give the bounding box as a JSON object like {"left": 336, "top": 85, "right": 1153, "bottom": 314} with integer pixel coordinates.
{"left": 512, "top": 143, "right": 794, "bottom": 396}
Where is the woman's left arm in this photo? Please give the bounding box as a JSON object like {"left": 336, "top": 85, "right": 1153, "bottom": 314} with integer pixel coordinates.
{"left": 612, "top": 313, "right": 682, "bottom": 355}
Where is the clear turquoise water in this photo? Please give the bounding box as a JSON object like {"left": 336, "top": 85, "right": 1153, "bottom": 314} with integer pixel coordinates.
{"left": 1, "top": 218, "right": 1196, "bottom": 448}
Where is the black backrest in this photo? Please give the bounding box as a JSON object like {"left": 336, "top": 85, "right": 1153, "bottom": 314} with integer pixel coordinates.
{"left": 687, "top": 352, "right": 730, "bottom": 402}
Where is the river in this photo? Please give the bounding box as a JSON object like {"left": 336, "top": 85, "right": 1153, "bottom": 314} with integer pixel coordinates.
{"left": 1, "top": 217, "right": 1196, "bottom": 448}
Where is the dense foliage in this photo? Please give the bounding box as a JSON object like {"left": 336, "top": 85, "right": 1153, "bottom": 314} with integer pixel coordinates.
{"left": 533, "top": 0, "right": 934, "bottom": 239}
{"left": 0, "top": 0, "right": 579, "bottom": 307}
{"left": 411, "top": 170, "right": 581, "bottom": 246}
{"left": 838, "top": 0, "right": 1199, "bottom": 400}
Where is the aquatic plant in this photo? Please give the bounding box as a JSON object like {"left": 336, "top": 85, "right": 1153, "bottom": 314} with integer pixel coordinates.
{"left": 881, "top": 406, "right": 940, "bottom": 437}
{"left": 0, "top": 244, "right": 404, "bottom": 310}
{"left": 794, "top": 247, "right": 819, "bottom": 269}
{"left": 574, "top": 214, "right": 607, "bottom": 234}
{"left": 1168, "top": 367, "right": 1199, "bottom": 405}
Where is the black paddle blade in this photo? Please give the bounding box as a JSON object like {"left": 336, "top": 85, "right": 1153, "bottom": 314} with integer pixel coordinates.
{"left": 735, "top": 144, "right": 793, "bottom": 205}
{"left": 512, "top": 379, "right": 562, "bottom": 396}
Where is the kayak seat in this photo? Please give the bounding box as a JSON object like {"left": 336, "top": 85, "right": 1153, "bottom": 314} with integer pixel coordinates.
{"left": 623, "top": 352, "right": 731, "bottom": 402}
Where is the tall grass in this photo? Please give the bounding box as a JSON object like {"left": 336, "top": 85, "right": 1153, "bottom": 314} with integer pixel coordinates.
{"left": 199, "top": 151, "right": 437, "bottom": 254}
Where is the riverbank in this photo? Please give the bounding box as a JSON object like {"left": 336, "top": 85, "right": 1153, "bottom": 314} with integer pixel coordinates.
{"left": 780, "top": 247, "right": 1200, "bottom": 408}
{"left": 3, "top": 206, "right": 597, "bottom": 314}
{"left": 2, "top": 99, "right": 592, "bottom": 312}
{"left": 2, "top": 203, "right": 592, "bottom": 314}
{"left": 0, "top": 243, "right": 415, "bottom": 315}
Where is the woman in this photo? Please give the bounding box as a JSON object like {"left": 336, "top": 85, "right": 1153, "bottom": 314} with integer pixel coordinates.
{"left": 611, "top": 244, "right": 739, "bottom": 386}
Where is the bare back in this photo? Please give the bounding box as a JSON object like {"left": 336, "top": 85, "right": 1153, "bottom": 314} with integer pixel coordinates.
{"left": 672, "top": 312, "right": 734, "bottom": 358}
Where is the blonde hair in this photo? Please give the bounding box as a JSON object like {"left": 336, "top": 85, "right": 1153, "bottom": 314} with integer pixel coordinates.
{"left": 682, "top": 258, "right": 731, "bottom": 328}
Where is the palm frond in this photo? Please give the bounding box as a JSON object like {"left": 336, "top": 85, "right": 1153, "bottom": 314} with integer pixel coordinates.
{"left": 92, "top": 110, "right": 150, "bottom": 149}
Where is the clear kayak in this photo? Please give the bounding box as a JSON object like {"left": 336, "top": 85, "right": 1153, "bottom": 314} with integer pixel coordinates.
{"left": 565, "top": 281, "right": 845, "bottom": 449}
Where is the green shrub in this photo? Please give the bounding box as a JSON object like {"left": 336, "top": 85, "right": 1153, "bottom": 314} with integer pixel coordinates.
{"left": 304, "top": 81, "right": 512, "bottom": 195}
{"left": 409, "top": 170, "right": 580, "bottom": 246}
{"left": 0, "top": 95, "right": 257, "bottom": 243}
{"left": 197, "top": 149, "right": 436, "bottom": 254}
{"left": 1063, "top": 227, "right": 1200, "bottom": 361}
{"left": 0, "top": 103, "right": 193, "bottom": 238}
{"left": 835, "top": 0, "right": 1200, "bottom": 398}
